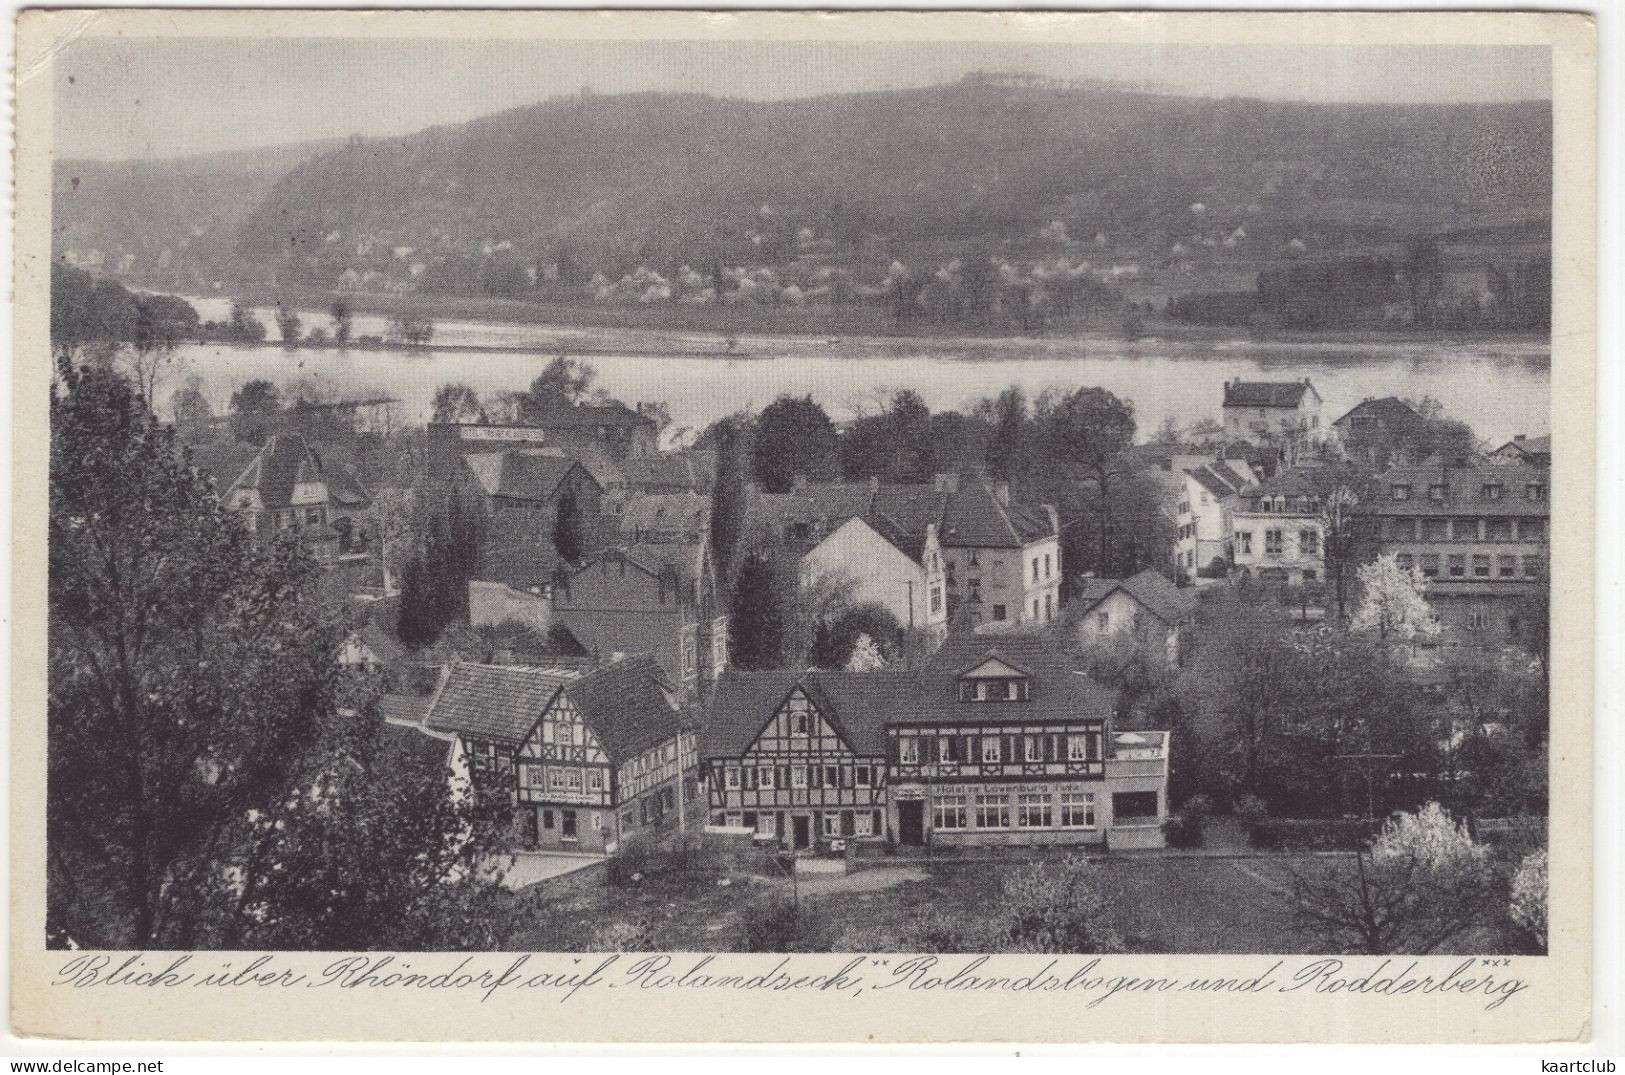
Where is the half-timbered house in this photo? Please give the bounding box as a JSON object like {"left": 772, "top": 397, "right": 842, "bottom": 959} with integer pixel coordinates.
{"left": 423, "top": 656, "right": 700, "bottom": 853}
{"left": 703, "top": 672, "right": 907, "bottom": 850}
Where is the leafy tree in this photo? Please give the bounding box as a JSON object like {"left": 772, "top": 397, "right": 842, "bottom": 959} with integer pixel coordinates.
{"left": 431, "top": 382, "right": 484, "bottom": 424}
{"left": 992, "top": 856, "right": 1122, "bottom": 954}
{"left": 48, "top": 360, "right": 480, "bottom": 949}
{"left": 274, "top": 302, "right": 303, "bottom": 346}
{"left": 750, "top": 395, "right": 839, "bottom": 494}
{"left": 811, "top": 602, "right": 902, "bottom": 670}
{"left": 329, "top": 299, "right": 353, "bottom": 344}
{"left": 552, "top": 488, "right": 587, "bottom": 565}
{"left": 1318, "top": 484, "right": 1366, "bottom": 621}
{"left": 525, "top": 356, "right": 597, "bottom": 412}
{"left": 1282, "top": 803, "right": 1496, "bottom": 955}
{"left": 845, "top": 634, "right": 888, "bottom": 672}
{"left": 1044, "top": 387, "right": 1136, "bottom": 571}
{"left": 228, "top": 379, "right": 284, "bottom": 442}
{"left": 387, "top": 314, "right": 434, "bottom": 346}
{"left": 397, "top": 486, "right": 483, "bottom": 648}
{"left": 168, "top": 375, "right": 214, "bottom": 442}
{"left": 728, "top": 551, "right": 789, "bottom": 670}
{"left": 228, "top": 301, "right": 267, "bottom": 343}
{"left": 1508, "top": 849, "right": 1547, "bottom": 952}
{"left": 1349, "top": 553, "right": 1441, "bottom": 642}
{"left": 708, "top": 415, "right": 752, "bottom": 577}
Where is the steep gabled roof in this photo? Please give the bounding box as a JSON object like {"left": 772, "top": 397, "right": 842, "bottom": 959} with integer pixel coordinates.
{"left": 561, "top": 655, "right": 688, "bottom": 761}
{"left": 1117, "top": 569, "right": 1200, "bottom": 625}
{"left": 1189, "top": 465, "right": 1239, "bottom": 500}
{"left": 463, "top": 450, "right": 596, "bottom": 503}
{"left": 704, "top": 671, "right": 916, "bottom": 757}
{"left": 423, "top": 663, "right": 576, "bottom": 744}
{"left": 1223, "top": 380, "right": 1318, "bottom": 409}
{"left": 919, "top": 633, "right": 1116, "bottom": 725}
{"left": 940, "top": 478, "right": 1054, "bottom": 549}
{"left": 1493, "top": 435, "right": 1551, "bottom": 459}
{"left": 1333, "top": 396, "right": 1423, "bottom": 429}
{"left": 226, "top": 434, "right": 326, "bottom": 509}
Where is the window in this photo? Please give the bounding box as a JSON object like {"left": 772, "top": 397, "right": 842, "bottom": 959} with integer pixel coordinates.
{"left": 968, "top": 579, "right": 982, "bottom": 602}
{"left": 1473, "top": 555, "right": 1491, "bottom": 578}
{"left": 1060, "top": 792, "right": 1096, "bottom": 828}
{"left": 855, "top": 764, "right": 872, "bottom": 787}
{"left": 1113, "top": 791, "right": 1159, "bottom": 820}
{"left": 726, "top": 812, "right": 743, "bottom": 828}
{"left": 1499, "top": 555, "right": 1517, "bottom": 578}
{"left": 1044, "top": 553, "right": 1053, "bottom": 579}
{"left": 933, "top": 795, "right": 967, "bottom": 830}
{"left": 1468, "top": 609, "right": 1488, "bottom": 631}
{"left": 1526, "top": 483, "right": 1547, "bottom": 502}
{"left": 1032, "top": 557, "right": 1041, "bottom": 582}
{"left": 898, "top": 737, "right": 920, "bottom": 765}
{"left": 1391, "top": 484, "right": 1411, "bottom": 501}
{"left": 823, "top": 813, "right": 841, "bottom": 837}
{"left": 304, "top": 507, "right": 324, "bottom": 525}
{"left": 791, "top": 766, "right": 808, "bottom": 789}
{"left": 975, "top": 795, "right": 1011, "bottom": 829}
{"left": 938, "top": 736, "right": 960, "bottom": 764}
{"left": 682, "top": 634, "right": 697, "bottom": 675}
{"left": 1423, "top": 518, "right": 1449, "bottom": 542}
{"left": 1302, "top": 570, "right": 1318, "bottom": 581}
{"left": 1448, "top": 554, "right": 1466, "bottom": 578}
{"left": 542, "top": 809, "right": 554, "bottom": 829}
{"left": 968, "top": 550, "right": 980, "bottom": 567}
{"left": 1265, "top": 529, "right": 1283, "bottom": 555}
{"left": 1024, "top": 735, "right": 1043, "bottom": 762}
{"left": 1482, "top": 483, "right": 1504, "bottom": 500}
{"left": 1454, "top": 518, "right": 1480, "bottom": 541}
{"left": 1524, "top": 555, "right": 1544, "bottom": 578}
{"left": 981, "top": 737, "right": 1002, "bottom": 764}
{"left": 1033, "top": 598, "right": 1041, "bottom": 620}
{"left": 1236, "top": 531, "right": 1252, "bottom": 555}
{"left": 930, "top": 587, "right": 942, "bottom": 614}
{"left": 1067, "top": 735, "right": 1090, "bottom": 761}
{"left": 565, "top": 768, "right": 583, "bottom": 791}
{"left": 1095, "top": 612, "right": 1110, "bottom": 631}
{"left": 561, "top": 810, "right": 578, "bottom": 840}
{"left": 548, "top": 768, "right": 566, "bottom": 790}
{"left": 588, "top": 769, "right": 603, "bottom": 792}
{"left": 854, "top": 812, "right": 873, "bottom": 837}
{"left": 790, "top": 706, "right": 810, "bottom": 735}
{"left": 824, "top": 764, "right": 841, "bottom": 787}
{"left": 756, "top": 812, "right": 777, "bottom": 837}
{"left": 757, "top": 766, "right": 775, "bottom": 790}
{"left": 1396, "top": 553, "right": 1415, "bottom": 572}
{"left": 1299, "top": 529, "right": 1319, "bottom": 554}
{"left": 1017, "top": 794, "right": 1052, "bottom": 828}
{"left": 1428, "top": 484, "right": 1447, "bottom": 501}
{"left": 1045, "top": 594, "right": 1054, "bottom": 620}
{"left": 992, "top": 604, "right": 1007, "bottom": 622}
{"left": 519, "top": 763, "right": 546, "bottom": 790}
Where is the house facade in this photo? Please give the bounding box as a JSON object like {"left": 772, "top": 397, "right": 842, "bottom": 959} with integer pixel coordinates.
{"left": 935, "top": 475, "right": 1062, "bottom": 628}
{"left": 458, "top": 449, "right": 604, "bottom": 553}
{"left": 422, "top": 657, "right": 700, "bottom": 853}
{"left": 218, "top": 433, "right": 373, "bottom": 560}
{"left": 1489, "top": 434, "right": 1551, "bottom": 468}
{"left": 703, "top": 634, "right": 1171, "bottom": 852}
{"left": 1332, "top": 397, "right": 1427, "bottom": 467}
{"left": 800, "top": 515, "right": 948, "bottom": 640}
{"left": 1359, "top": 464, "right": 1549, "bottom": 641}
{"left": 1222, "top": 379, "right": 1323, "bottom": 453}
{"left": 704, "top": 672, "right": 898, "bottom": 849}
{"left": 1232, "top": 469, "right": 1326, "bottom": 586}
{"left": 553, "top": 542, "right": 728, "bottom": 694}
{"left": 1072, "top": 569, "right": 1199, "bottom": 665}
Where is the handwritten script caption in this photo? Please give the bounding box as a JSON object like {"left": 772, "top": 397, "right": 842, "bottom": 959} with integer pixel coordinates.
{"left": 52, "top": 952, "right": 1530, "bottom": 1011}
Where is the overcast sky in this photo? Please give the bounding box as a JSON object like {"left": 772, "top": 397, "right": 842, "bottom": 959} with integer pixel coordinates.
{"left": 53, "top": 37, "right": 1552, "bottom": 161}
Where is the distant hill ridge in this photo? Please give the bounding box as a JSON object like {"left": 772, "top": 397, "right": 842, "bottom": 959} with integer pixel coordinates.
{"left": 52, "top": 76, "right": 1551, "bottom": 295}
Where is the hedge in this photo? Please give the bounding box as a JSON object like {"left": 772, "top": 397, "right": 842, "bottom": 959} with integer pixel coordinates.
{"left": 1247, "top": 817, "right": 1382, "bottom": 852}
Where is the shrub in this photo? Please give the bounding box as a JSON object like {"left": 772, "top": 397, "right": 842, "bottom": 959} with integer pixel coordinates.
{"left": 991, "top": 855, "right": 1122, "bottom": 954}
{"left": 1235, "top": 794, "right": 1269, "bottom": 823}
{"left": 1249, "top": 817, "right": 1381, "bottom": 852}
{"left": 1508, "top": 849, "right": 1547, "bottom": 952}
{"left": 740, "top": 894, "right": 829, "bottom": 952}
{"left": 1163, "top": 811, "right": 1205, "bottom": 849}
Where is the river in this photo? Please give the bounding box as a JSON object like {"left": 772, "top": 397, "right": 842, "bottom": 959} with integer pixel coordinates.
{"left": 170, "top": 297, "right": 1550, "bottom": 446}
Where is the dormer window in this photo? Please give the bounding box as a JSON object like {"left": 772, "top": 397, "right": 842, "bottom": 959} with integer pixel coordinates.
{"left": 958, "top": 677, "right": 1030, "bottom": 702}
{"left": 1526, "top": 482, "right": 1547, "bottom": 502}
{"left": 1482, "top": 483, "right": 1504, "bottom": 501}
{"left": 1428, "top": 484, "right": 1447, "bottom": 501}
{"left": 1391, "top": 484, "right": 1411, "bottom": 501}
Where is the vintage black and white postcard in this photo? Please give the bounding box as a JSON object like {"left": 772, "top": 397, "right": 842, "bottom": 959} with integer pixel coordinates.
{"left": 10, "top": 8, "right": 1597, "bottom": 1045}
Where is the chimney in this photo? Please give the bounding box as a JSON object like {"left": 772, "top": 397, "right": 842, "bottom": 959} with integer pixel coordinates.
{"left": 1042, "top": 504, "right": 1059, "bottom": 536}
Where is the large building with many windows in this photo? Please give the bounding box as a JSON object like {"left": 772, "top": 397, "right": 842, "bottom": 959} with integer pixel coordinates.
{"left": 1359, "top": 463, "right": 1549, "bottom": 642}
{"left": 702, "top": 633, "right": 1170, "bottom": 851}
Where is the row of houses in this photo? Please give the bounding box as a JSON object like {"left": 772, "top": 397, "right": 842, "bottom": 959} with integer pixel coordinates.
{"left": 376, "top": 631, "right": 1170, "bottom": 855}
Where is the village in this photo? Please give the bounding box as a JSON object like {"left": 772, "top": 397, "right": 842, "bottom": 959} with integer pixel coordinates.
{"left": 63, "top": 319, "right": 1539, "bottom": 953}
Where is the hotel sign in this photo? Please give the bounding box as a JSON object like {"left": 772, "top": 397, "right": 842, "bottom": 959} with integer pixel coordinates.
{"left": 458, "top": 426, "right": 544, "bottom": 443}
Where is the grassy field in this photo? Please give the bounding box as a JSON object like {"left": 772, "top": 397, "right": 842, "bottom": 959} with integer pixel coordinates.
{"left": 503, "top": 855, "right": 1343, "bottom": 955}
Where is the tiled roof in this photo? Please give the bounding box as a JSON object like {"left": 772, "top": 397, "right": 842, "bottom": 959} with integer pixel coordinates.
{"left": 1117, "top": 569, "right": 1199, "bottom": 625}
{"left": 476, "top": 543, "right": 565, "bottom": 590}
{"left": 423, "top": 663, "right": 575, "bottom": 744}
{"left": 227, "top": 434, "right": 325, "bottom": 509}
{"left": 1360, "top": 466, "right": 1550, "bottom": 518}
{"left": 532, "top": 401, "right": 657, "bottom": 429}
{"left": 1223, "top": 380, "right": 1318, "bottom": 408}
{"left": 378, "top": 719, "right": 455, "bottom": 770}
{"left": 464, "top": 450, "right": 595, "bottom": 503}
{"left": 1494, "top": 435, "right": 1551, "bottom": 458}
{"left": 1189, "top": 466, "right": 1238, "bottom": 500}
{"left": 705, "top": 635, "right": 1116, "bottom": 758}
{"left": 561, "top": 655, "right": 688, "bottom": 760}
{"left": 378, "top": 693, "right": 432, "bottom": 727}
{"left": 618, "top": 493, "right": 710, "bottom": 540}
{"left": 1333, "top": 396, "right": 1423, "bottom": 429}
{"left": 189, "top": 442, "right": 264, "bottom": 494}
{"left": 621, "top": 451, "right": 717, "bottom": 492}
{"left": 940, "top": 478, "right": 1054, "bottom": 549}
